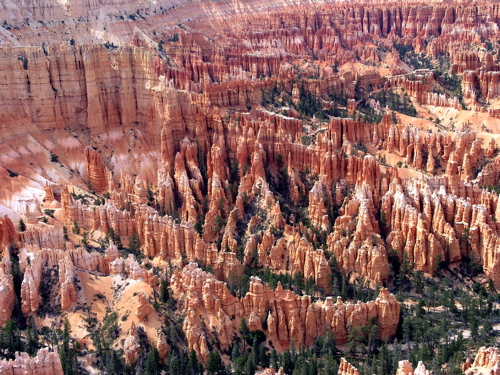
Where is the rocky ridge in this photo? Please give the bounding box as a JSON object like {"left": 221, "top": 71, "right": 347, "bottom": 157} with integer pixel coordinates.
{"left": 172, "top": 263, "right": 400, "bottom": 358}
{"left": 1, "top": 0, "right": 500, "bottom": 373}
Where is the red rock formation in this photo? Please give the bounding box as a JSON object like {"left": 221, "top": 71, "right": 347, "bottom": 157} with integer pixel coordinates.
{"left": 4, "top": 1, "right": 500, "bottom": 369}
{"left": 0, "top": 347, "right": 63, "bottom": 375}
{"left": 259, "top": 368, "right": 286, "bottom": 375}
{"left": 20, "top": 258, "right": 41, "bottom": 315}
{"left": 16, "top": 243, "right": 158, "bottom": 316}
{"left": 59, "top": 257, "right": 77, "bottom": 310}
{"left": 327, "top": 183, "right": 389, "bottom": 283}
{"left": 84, "top": 147, "right": 112, "bottom": 194}
{"left": 0, "top": 216, "right": 18, "bottom": 248}
{"left": 465, "top": 347, "right": 500, "bottom": 374}
{"left": 61, "top": 195, "right": 243, "bottom": 282}
{"left": 20, "top": 226, "right": 64, "bottom": 250}
{"left": 135, "top": 292, "right": 152, "bottom": 321}
{"left": 0, "top": 256, "right": 15, "bottom": 326}
{"left": 489, "top": 109, "right": 500, "bottom": 119}
{"left": 339, "top": 358, "right": 360, "bottom": 375}
{"left": 397, "top": 360, "right": 431, "bottom": 375}
{"left": 124, "top": 321, "right": 141, "bottom": 365}
{"left": 154, "top": 329, "right": 169, "bottom": 361}
{"left": 172, "top": 263, "right": 400, "bottom": 357}
{"left": 396, "top": 360, "right": 415, "bottom": 375}
{"left": 52, "top": 96, "right": 500, "bottom": 288}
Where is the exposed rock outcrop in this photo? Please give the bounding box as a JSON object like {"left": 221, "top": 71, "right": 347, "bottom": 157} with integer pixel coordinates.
{"left": 464, "top": 347, "right": 500, "bottom": 374}
{"left": 59, "top": 257, "right": 77, "bottom": 310}
{"left": 124, "top": 322, "right": 141, "bottom": 365}
{"left": 84, "top": 147, "right": 112, "bottom": 195}
{"left": 135, "top": 292, "right": 152, "bottom": 321}
{"left": 3, "top": 1, "right": 500, "bottom": 370}
{"left": 172, "top": 263, "right": 400, "bottom": 358}
{"left": 397, "top": 360, "right": 431, "bottom": 375}
{"left": 258, "top": 367, "right": 286, "bottom": 375}
{"left": 338, "top": 358, "right": 360, "bottom": 375}
{"left": 0, "top": 347, "right": 63, "bottom": 375}
{"left": 0, "top": 255, "right": 15, "bottom": 326}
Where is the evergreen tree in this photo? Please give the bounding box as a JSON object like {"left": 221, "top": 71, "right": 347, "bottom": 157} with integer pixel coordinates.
{"left": 397, "top": 251, "right": 412, "bottom": 285}
{"left": 168, "top": 353, "right": 181, "bottom": 375}
{"left": 160, "top": 279, "right": 170, "bottom": 302}
{"left": 239, "top": 317, "right": 249, "bottom": 339}
{"left": 413, "top": 270, "right": 424, "bottom": 293}
{"left": 18, "top": 218, "right": 26, "bottom": 232}
{"left": 25, "top": 317, "right": 39, "bottom": 356}
{"left": 206, "top": 351, "right": 223, "bottom": 375}
{"left": 60, "top": 318, "right": 77, "bottom": 375}
{"left": 129, "top": 232, "right": 141, "bottom": 255}
{"left": 188, "top": 349, "right": 202, "bottom": 375}
{"left": 323, "top": 350, "right": 338, "bottom": 375}
{"left": 144, "top": 347, "right": 161, "bottom": 375}
{"left": 1, "top": 320, "right": 24, "bottom": 359}
{"left": 107, "top": 227, "right": 123, "bottom": 249}
{"left": 229, "top": 160, "right": 240, "bottom": 184}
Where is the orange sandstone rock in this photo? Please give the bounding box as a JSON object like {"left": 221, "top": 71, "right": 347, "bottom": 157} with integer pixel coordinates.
{"left": 0, "top": 347, "right": 64, "bottom": 375}
{"left": 466, "top": 347, "right": 500, "bottom": 375}
{"left": 396, "top": 360, "right": 431, "bottom": 375}
{"left": 135, "top": 292, "right": 152, "bottom": 321}
{"left": 0, "top": 258, "right": 15, "bottom": 326}
{"left": 172, "top": 263, "right": 400, "bottom": 357}
{"left": 339, "top": 358, "right": 360, "bottom": 375}
{"left": 124, "top": 322, "right": 141, "bottom": 365}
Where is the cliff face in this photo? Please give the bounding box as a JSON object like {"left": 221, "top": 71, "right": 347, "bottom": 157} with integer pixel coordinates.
{"left": 258, "top": 368, "right": 286, "bottom": 375}
{"left": 172, "top": 263, "right": 400, "bottom": 358}
{"left": 1, "top": 0, "right": 499, "bottom": 243}
{"left": 84, "top": 147, "right": 112, "bottom": 194}
{"left": 124, "top": 321, "right": 141, "bottom": 365}
{"left": 338, "top": 358, "right": 360, "bottom": 375}
{"left": 46, "top": 93, "right": 500, "bottom": 288}
{"left": 396, "top": 360, "right": 431, "bottom": 375}
{"left": 2, "top": 0, "right": 500, "bottom": 372}
{"left": 0, "top": 347, "right": 63, "bottom": 375}
{"left": 464, "top": 347, "right": 500, "bottom": 375}
{"left": 0, "top": 255, "right": 15, "bottom": 326}
{"left": 341, "top": 358, "right": 431, "bottom": 375}
{"left": 20, "top": 226, "right": 64, "bottom": 250}
{"left": 0, "top": 216, "right": 19, "bottom": 248}
{"left": 17, "top": 243, "right": 155, "bottom": 315}
{"left": 0, "top": 45, "right": 171, "bottom": 141}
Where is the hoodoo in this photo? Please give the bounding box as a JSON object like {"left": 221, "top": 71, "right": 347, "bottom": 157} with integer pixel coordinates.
{"left": 0, "top": 0, "right": 500, "bottom": 373}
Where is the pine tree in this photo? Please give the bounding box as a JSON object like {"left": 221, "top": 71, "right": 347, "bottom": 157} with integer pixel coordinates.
{"left": 168, "top": 353, "right": 181, "bottom": 375}
{"left": 18, "top": 218, "right": 26, "bottom": 232}
{"left": 160, "top": 279, "right": 169, "bottom": 302}
{"left": 413, "top": 270, "right": 424, "bottom": 293}
{"left": 107, "top": 227, "right": 123, "bottom": 249}
{"left": 60, "top": 318, "right": 76, "bottom": 375}
{"left": 341, "top": 277, "right": 348, "bottom": 301}
{"left": 25, "top": 317, "right": 39, "bottom": 355}
{"left": 229, "top": 160, "right": 240, "bottom": 184}
{"left": 282, "top": 350, "right": 294, "bottom": 374}
{"left": 188, "top": 349, "right": 202, "bottom": 375}
{"left": 470, "top": 318, "right": 479, "bottom": 342}
{"left": 397, "top": 251, "right": 412, "bottom": 286}
{"left": 129, "top": 232, "right": 141, "bottom": 256}
{"left": 244, "top": 356, "right": 256, "bottom": 375}
{"left": 144, "top": 347, "right": 161, "bottom": 375}
{"left": 323, "top": 350, "right": 338, "bottom": 375}
{"left": 231, "top": 344, "right": 240, "bottom": 362}
{"left": 206, "top": 351, "right": 223, "bottom": 375}
{"left": 239, "top": 317, "right": 249, "bottom": 336}
{"left": 2, "top": 319, "right": 24, "bottom": 359}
